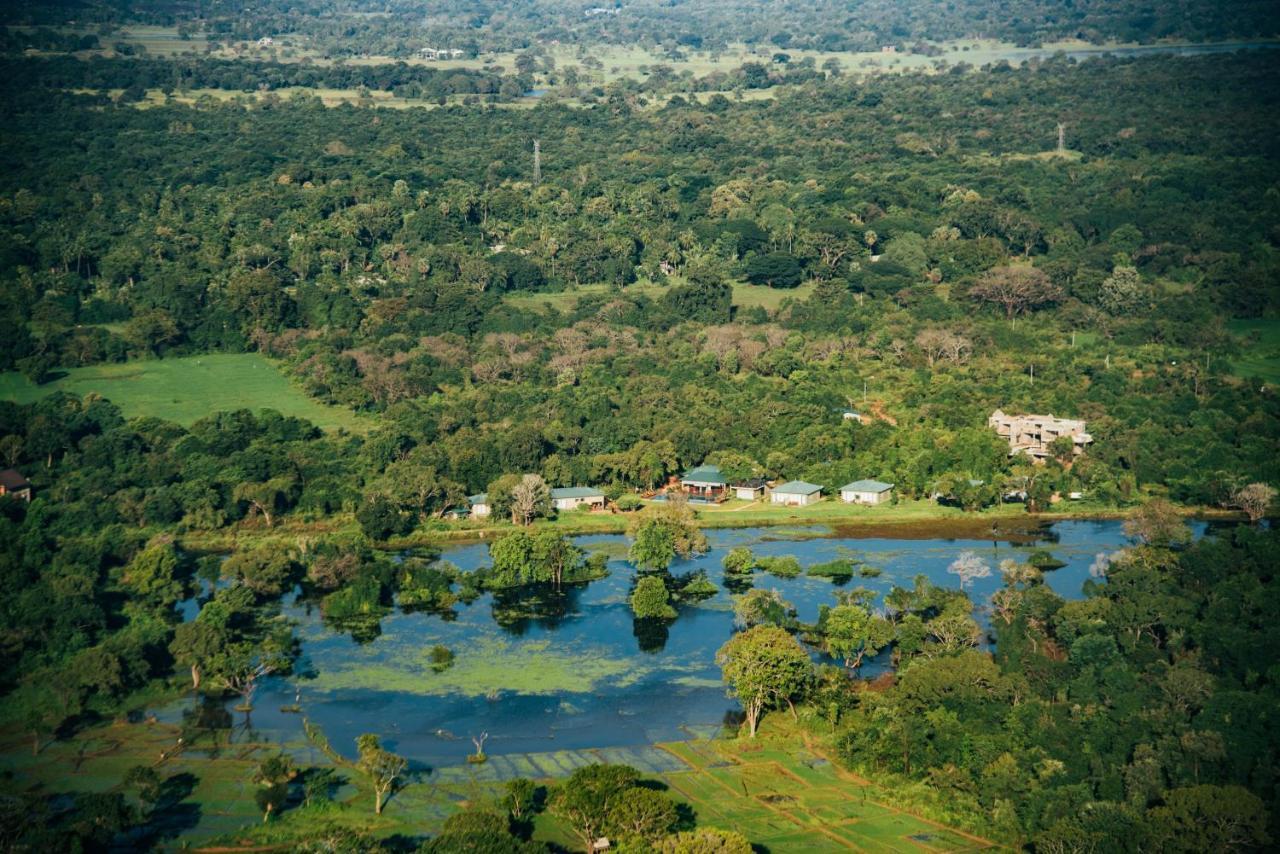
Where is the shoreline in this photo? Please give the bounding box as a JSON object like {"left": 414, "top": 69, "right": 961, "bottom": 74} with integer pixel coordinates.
{"left": 178, "top": 501, "right": 1247, "bottom": 554}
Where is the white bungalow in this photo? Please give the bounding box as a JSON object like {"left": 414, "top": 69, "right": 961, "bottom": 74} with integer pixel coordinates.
{"left": 733, "top": 478, "right": 768, "bottom": 501}
{"left": 770, "top": 481, "right": 823, "bottom": 506}
{"left": 551, "top": 486, "right": 606, "bottom": 511}
{"left": 840, "top": 479, "right": 894, "bottom": 505}
{"left": 467, "top": 493, "right": 491, "bottom": 519}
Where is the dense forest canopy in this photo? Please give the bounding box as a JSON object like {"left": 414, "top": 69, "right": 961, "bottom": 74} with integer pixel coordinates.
{"left": 2, "top": 52, "right": 1278, "bottom": 508}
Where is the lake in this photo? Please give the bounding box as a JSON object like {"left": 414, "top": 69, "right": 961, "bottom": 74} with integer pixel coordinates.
{"left": 159, "top": 520, "right": 1203, "bottom": 775}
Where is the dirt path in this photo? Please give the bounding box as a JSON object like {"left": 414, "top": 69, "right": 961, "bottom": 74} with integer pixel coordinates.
{"left": 865, "top": 398, "right": 898, "bottom": 426}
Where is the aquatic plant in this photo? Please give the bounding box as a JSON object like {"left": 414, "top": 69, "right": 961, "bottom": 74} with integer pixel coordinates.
{"left": 757, "top": 555, "right": 802, "bottom": 578}
{"left": 722, "top": 546, "right": 757, "bottom": 575}
{"left": 428, "top": 645, "right": 455, "bottom": 673}
{"left": 632, "top": 576, "right": 677, "bottom": 620}
{"left": 806, "top": 559, "right": 856, "bottom": 580}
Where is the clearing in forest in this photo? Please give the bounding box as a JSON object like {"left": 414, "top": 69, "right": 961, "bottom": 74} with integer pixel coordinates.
{"left": 0, "top": 353, "right": 371, "bottom": 432}
{"left": 1228, "top": 318, "right": 1280, "bottom": 385}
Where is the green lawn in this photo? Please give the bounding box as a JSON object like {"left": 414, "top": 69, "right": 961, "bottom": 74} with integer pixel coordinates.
{"left": 0, "top": 353, "right": 371, "bottom": 432}
{"left": 1227, "top": 318, "right": 1280, "bottom": 384}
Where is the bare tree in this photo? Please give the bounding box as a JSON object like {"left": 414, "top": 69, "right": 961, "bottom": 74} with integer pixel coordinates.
{"left": 970, "top": 266, "right": 1063, "bottom": 322}
{"left": 947, "top": 551, "right": 992, "bottom": 591}
{"left": 1231, "top": 482, "right": 1276, "bottom": 524}
{"left": 470, "top": 731, "right": 489, "bottom": 760}
{"left": 915, "top": 328, "right": 973, "bottom": 367}
{"left": 510, "top": 473, "right": 550, "bottom": 526}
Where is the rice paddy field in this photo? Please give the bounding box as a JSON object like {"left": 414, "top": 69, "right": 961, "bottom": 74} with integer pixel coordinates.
{"left": 0, "top": 353, "right": 371, "bottom": 432}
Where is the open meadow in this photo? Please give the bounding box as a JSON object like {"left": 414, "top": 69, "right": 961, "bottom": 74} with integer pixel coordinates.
{"left": 1228, "top": 318, "right": 1280, "bottom": 384}
{"left": 0, "top": 353, "right": 370, "bottom": 432}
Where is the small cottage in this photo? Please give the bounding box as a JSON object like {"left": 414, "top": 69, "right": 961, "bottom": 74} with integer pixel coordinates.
{"left": 733, "top": 478, "right": 767, "bottom": 501}
{"left": 468, "top": 493, "right": 491, "bottom": 519}
{"left": 0, "top": 469, "right": 31, "bottom": 502}
{"left": 551, "top": 487, "right": 606, "bottom": 511}
{"left": 770, "top": 481, "right": 823, "bottom": 506}
{"left": 842, "top": 411, "right": 864, "bottom": 423}
{"left": 840, "top": 479, "right": 893, "bottom": 505}
{"left": 681, "top": 465, "right": 729, "bottom": 502}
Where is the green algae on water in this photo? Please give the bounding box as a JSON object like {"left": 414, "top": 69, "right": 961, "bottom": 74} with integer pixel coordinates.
{"left": 309, "top": 636, "right": 644, "bottom": 697}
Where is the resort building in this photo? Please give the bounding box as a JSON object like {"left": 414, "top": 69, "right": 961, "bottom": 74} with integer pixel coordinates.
{"left": 733, "top": 478, "right": 768, "bottom": 501}
{"left": 770, "top": 481, "right": 823, "bottom": 506}
{"left": 468, "top": 493, "right": 491, "bottom": 519}
{"left": 840, "top": 480, "right": 894, "bottom": 505}
{"left": 988, "top": 409, "right": 1092, "bottom": 459}
{"left": 0, "top": 469, "right": 31, "bottom": 502}
{"left": 681, "top": 465, "right": 730, "bottom": 502}
{"left": 551, "top": 487, "right": 606, "bottom": 511}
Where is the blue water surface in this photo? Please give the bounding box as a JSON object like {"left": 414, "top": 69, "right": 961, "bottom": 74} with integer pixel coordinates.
{"left": 160, "top": 520, "right": 1207, "bottom": 769}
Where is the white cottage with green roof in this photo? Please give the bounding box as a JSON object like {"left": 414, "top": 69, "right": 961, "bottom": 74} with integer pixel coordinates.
{"left": 840, "top": 479, "right": 894, "bottom": 505}
{"left": 770, "top": 480, "right": 823, "bottom": 506}
{"left": 551, "top": 486, "right": 606, "bottom": 511}
{"left": 467, "top": 493, "right": 491, "bottom": 518}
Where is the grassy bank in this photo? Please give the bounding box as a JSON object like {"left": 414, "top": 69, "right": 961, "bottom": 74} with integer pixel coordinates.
{"left": 177, "top": 497, "right": 1241, "bottom": 554}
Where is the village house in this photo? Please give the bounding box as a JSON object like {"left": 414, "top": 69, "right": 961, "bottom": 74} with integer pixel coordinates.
{"left": 419, "top": 47, "right": 465, "bottom": 60}
{"left": 988, "top": 409, "right": 1092, "bottom": 459}
{"left": 733, "top": 478, "right": 768, "bottom": 501}
{"left": 467, "top": 493, "right": 491, "bottom": 519}
{"left": 842, "top": 410, "right": 864, "bottom": 423}
{"left": 840, "top": 479, "right": 894, "bottom": 505}
{"left": 681, "top": 465, "right": 729, "bottom": 502}
{"left": 0, "top": 469, "right": 32, "bottom": 502}
{"left": 257, "top": 37, "right": 274, "bottom": 47}
{"left": 770, "top": 481, "right": 823, "bottom": 506}
{"left": 551, "top": 486, "right": 606, "bottom": 511}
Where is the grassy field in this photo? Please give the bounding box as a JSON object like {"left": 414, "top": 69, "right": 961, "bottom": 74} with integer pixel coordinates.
{"left": 0, "top": 353, "right": 371, "bottom": 432}
{"left": 0, "top": 710, "right": 995, "bottom": 851}
{"left": 503, "top": 279, "right": 816, "bottom": 315}
{"left": 1227, "top": 318, "right": 1280, "bottom": 384}
{"left": 655, "top": 723, "right": 998, "bottom": 852}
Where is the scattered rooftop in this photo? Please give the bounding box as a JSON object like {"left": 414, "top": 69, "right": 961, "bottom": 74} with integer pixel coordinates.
{"left": 841, "top": 479, "right": 893, "bottom": 493}
{"left": 681, "top": 465, "right": 727, "bottom": 485}
{"left": 551, "top": 486, "right": 605, "bottom": 499}
{"left": 772, "top": 480, "right": 823, "bottom": 495}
